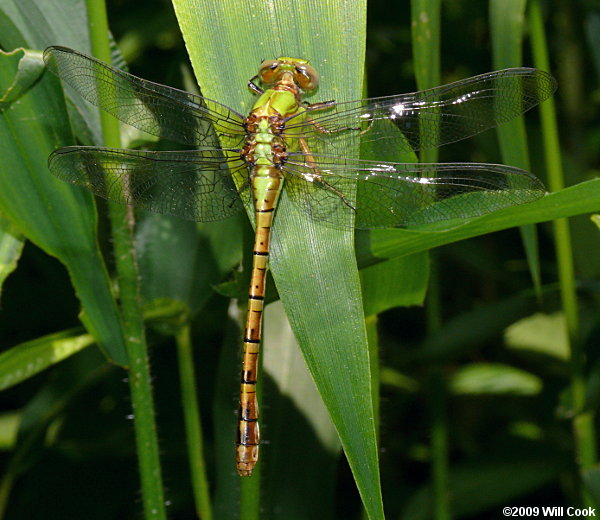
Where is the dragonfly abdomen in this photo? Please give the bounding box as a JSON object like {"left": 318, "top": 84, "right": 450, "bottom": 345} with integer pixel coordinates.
{"left": 236, "top": 165, "right": 283, "bottom": 477}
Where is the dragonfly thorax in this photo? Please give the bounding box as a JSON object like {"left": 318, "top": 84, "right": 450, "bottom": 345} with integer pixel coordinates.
{"left": 243, "top": 79, "right": 306, "bottom": 170}
{"left": 250, "top": 85, "right": 303, "bottom": 118}
{"left": 241, "top": 115, "right": 287, "bottom": 167}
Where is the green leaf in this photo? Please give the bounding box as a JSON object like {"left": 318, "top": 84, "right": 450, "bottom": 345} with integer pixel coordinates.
{"left": 0, "top": 48, "right": 44, "bottom": 108}
{"left": 450, "top": 362, "right": 543, "bottom": 396}
{"left": 0, "top": 48, "right": 127, "bottom": 365}
{"left": 504, "top": 312, "right": 569, "bottom": 361}
{"left": 361, "top": 253, "right": 429, "bottom": 316}
{"left": 0, "top": 329, "right": 94, "bottom": 391}
{"left": 490, "top": 0, "right": 542, "bottom": 292}
{"left": 171, "top": 0, "right": 383, "bottom": 518}
{"left": 360, "top": 179, "right": 600, "bottom": 263}
{"left": 0, "top": 213, "right": 24, "bottom": 298}
{"left": 0, "top": 0, "right": 93, "bottom": 51}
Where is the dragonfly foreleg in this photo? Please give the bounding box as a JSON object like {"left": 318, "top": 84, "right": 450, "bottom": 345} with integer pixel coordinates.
{"left": 304, "top": 102, "right": 371, "bottom": 136}
{"left": 303, "top": 100, "right": 359, "bottom": 135}
{"left": 304, "top": 99, "right": 336, "bottom": 110}
{"left": 247, "top": 75, "right": 264, "bottom": 95}
{"left": 308, "top": 115, "right": 372, "bottom": 136}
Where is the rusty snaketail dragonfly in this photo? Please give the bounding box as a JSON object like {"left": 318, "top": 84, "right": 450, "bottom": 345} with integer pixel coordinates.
{"left": 43, "top": 46, "right": 556, "bottom": 476}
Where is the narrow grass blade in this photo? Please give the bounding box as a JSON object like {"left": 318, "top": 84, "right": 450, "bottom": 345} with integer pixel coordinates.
{"left": 0, "top": 329, "right": 94, "bottom": 391}
{"left": 489, "top": 0, "right": 542, "bottom": 293}
{"left": 529, "top": 0, "right": 598, "bottom": 504}
{"left": 410, "top": 3, "right": 449, "bottom": 519}
{"left": 361, "top": 179, "right": 600, "bottom": 262}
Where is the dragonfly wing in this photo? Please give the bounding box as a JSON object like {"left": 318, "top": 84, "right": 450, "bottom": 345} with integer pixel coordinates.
{"left": 43, "top": 46, "right": 246, "bottom": 148}
{"left": 285, "top": 68, "right": 557, "bottom": 155}
{"left": 48, "top": 147, "right": 249, "bottom": 222}
{"left": 283, "top": 155, "right": 545, "bottom": 229}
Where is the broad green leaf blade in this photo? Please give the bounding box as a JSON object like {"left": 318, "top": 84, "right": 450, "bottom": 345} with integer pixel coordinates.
{"left": 0, "top": 329, "right": 94, "bottom": 391}
{"left": 0, "top": 0, "right": 91, "bottom": 51}
{"left": 171, "top": 1, "right": 384, "bottom": 518}
{"left": 0, "top": 48, "right": 127, "bottom": 365}
{"left": 0, "top": 0, "right": 125, "bottom": 145}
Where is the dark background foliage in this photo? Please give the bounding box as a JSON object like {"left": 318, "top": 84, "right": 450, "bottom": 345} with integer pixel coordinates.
{"left": 1, "top": 0, "right": 600, "bottom": 519}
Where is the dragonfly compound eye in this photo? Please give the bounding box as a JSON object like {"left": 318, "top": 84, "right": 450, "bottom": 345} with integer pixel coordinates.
{"left": 257, "top": 59, "right": 281, "bottom": 86}
{"left": 293, "top": 63, "right": 319, "bottom": 92}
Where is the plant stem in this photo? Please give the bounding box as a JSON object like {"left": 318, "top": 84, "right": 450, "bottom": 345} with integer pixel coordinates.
{"left": 85, "top": 1, "right": 167, "bottom": 518}
{"left": 176, "top": 323, "right": 213, "bottom": 520}
{"left": 529, "top": 0, "right": 597, "bottom": 505}
{"left": 426, "top": 262, "right": 450, "bottom": 520}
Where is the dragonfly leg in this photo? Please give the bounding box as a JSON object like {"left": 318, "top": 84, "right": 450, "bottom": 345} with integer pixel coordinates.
{"left": 304, "top": 100, "right": 373, "bottom": 135}
{"left": 314, "top": 178, "right": 356, "bottom": 210}
{"left": 304, "top": 99, "right": 336, "bottom": 110}
{"left": 307, "top": 114, "right": 372, "bottom": 136}
{"left": 248, "top": 75, "right": 264, "bottom": 95}
{"left": 298, "top": 137, "right": 356, "bottom": 211}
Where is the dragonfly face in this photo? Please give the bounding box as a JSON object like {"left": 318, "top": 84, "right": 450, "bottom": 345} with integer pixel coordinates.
{"left": 257, "top": 57, "right": 319, "bottom": 92}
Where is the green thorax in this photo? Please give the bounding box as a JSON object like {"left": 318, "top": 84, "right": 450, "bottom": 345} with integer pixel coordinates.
{"left": 251, "top": 87, "right": 304, "bottom": 119}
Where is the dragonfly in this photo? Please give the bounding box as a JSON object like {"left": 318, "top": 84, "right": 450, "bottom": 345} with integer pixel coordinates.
{"left": 43, "top": 46, "right": 556, "bottom": 477}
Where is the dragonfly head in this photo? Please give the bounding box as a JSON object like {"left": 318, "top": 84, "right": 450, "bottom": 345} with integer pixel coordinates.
{"left": 257, "top": 57, "right": 319, "bottom": 93}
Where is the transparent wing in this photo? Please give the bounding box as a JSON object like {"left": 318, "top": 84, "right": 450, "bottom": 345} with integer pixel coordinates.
{"left": 43, "top": 46, "right": 246, "bottom": 148}
{"left": 48, "top": 147, "right": 249, "bottom": 222}
{"left": 282, "top": 155, "right": 545, "bottom": 229}
{"left": 284, "top": 68, "right": 557, "bottom": 156}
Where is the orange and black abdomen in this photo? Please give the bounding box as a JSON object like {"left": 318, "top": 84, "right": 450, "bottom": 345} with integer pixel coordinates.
{"left": 236, "top": 167, "right": 282, "bottom": 477}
